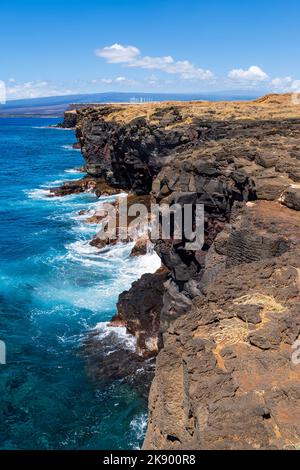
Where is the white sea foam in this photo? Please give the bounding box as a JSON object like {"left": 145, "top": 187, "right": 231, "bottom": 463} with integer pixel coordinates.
{"left": 31, "top": 126, "right": 73, "bottom": 130}
{"left": 27, "top": 173, "right": 161, "bottom": 333}
{"left": 25, "top": 188, "right": 77, "bottom": 202}
{"left": 61, "top": 144, "right": 81, "bottom": 151}
{"left": 66, "top": 231, "right": 160, "bottom": 270}
{"left": 130, "top": 413, "right": 148, "bottom": 449}
{"left": 66, "top": 239, "right": 101, "bottom": 256}
{"left": 64, "top": 168, "right": 85, "bottom": 174}
{"left": 62, "top": 235, "right": 161, "bottom": 312}
{"left": 42, "top": 179, "right": 65, "bottom": 188}
{"left": 26, "top": 188, "right": 99, "bottom": 205}
{"left": 68, "top": 192, "right": 126, "bottom": 220}
{"left": 93, "top": 321, "right": 137, "bottom": 352}
{"left": 25, "top": 188, "right": 52, "bottom": 199}
{"left": 70, "top": 210, "right": 95, "bottom": 221}
{"left": 71, "top": 223, "right": 100, "bottom": 236}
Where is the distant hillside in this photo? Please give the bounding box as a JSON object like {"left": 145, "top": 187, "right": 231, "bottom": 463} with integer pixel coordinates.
{"left": 0, "top": 91, "right": 261, "bottom": 117}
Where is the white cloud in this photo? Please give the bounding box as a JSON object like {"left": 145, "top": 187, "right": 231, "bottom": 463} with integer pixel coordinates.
{"left": 228, "top": 65, "right": 268, "bottom": 81}
{"left": 6, "top": 80, "right": 74, "bottom": 99}
{"left": 293, "top": 80, "right": 300, "bottom": 90}
{"left": 271, "top": 76, "right": 293, "bottom": 88}
{"left": 95, "top": 43, "right": 214, "bottom": 81}
{"left": 270, "top": 77, "right": 300, "bottom": 104}
{"left": 270, "top": 76, "right": 300, "bottom": 92}
{"left": 98, "top": 44, "right": 140, "bottom": 64}
{"left": 91, "top": 76, "right": 138, "bottom": 86}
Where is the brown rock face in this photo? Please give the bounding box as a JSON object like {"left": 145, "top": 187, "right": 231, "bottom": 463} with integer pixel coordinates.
{"left": 115, "top": 267, "right": 169, "bottom": 357}
{"left": 59, "top": 109, "right": 78, "bottom": 128}
{"left": 49, "top": 177, "right": 120, "bottom": 197}
{"left": 144, "top": 203, "right": 300, "bottom": 450}
{"left": 63, "top": 93, "right": 300, "bottom": 449}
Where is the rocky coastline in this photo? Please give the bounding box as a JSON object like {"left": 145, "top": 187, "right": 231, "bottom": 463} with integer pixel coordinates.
{"left": 56, "top": 94, "right": 300, "bottom": 449}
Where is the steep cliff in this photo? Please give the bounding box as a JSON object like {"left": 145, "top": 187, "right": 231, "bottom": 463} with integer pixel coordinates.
{"left": 144, "top": 201, "right": 300, "bottom": 449}
{"left": 59, "top": 109, "right": 78, "bottom": 128}
{"left": 62, "top": 94, "right": 300, "bottom": 449}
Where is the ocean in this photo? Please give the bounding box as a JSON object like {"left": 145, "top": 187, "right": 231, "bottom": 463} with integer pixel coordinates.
{"left": 0, "top": 118, "right": 160, "bottom": 449}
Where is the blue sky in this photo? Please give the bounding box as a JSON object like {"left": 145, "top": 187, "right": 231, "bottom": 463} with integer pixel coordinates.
{"left": 1, "top": 0, "right": 300, "bottom": 99}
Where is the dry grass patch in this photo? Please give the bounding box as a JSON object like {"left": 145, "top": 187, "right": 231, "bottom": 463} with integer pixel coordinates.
{"left": 197, "top": 318, "right": 249, "bottom": 347}
{"left": 211, "top": 318, "right": 249, "bottom": 346}
{"left": 233, "top": 293, "right": 286, "bottom": 315}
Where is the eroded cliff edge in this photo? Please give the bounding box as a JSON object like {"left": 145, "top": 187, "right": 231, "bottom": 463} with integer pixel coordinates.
{"left": 62, "top": 94, "right": 300, "bottom": 449}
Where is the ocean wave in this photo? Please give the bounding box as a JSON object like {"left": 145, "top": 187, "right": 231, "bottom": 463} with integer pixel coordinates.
{"left": 66, "top": 233, "right": 160, "bottom": 271}
{"left": 26, "top": 188, "right": 99, "bottom": 205}
{"left": 64, "top": 168, "right": 86, "bottom": 174}
{"left": 93, "top": 321, "right": 137, "bottom": 352}
{"left": 66, "top": 237, "right": 133, "bottom": 260}
{"left": 42, "top": 178, "right": 84, "bottom": 189}
{"left": 42, "top": 179, "right": 65, "bottom": 188}
{"left": 64, "top": 240, "right": 135, "bottom": 269}
{"left": 70, "top": 223, "right": 101, "bottom": 236}
{"left": 27, "top": 172, "right": 161, "bottom": 330}
{"left": 62, "top": 237, "right": 161, "bottom": 312}
{"left": 66, "top": 239, "right": 101, "bottom": 256}
{"left": 25, "top": 188, "right": 77, "bottom": 202}
{"left": 127, "top": 250, "right": 161, "bottom": 276}
{"left": 61, "top": 144, "right": 81, "bottom": 151}
{"left": 68, "top": 193, "right": 126, "bottom": 220}
{"left": 129, "top": 413, "right": 148, "bottom": 449}
{"left": 25, "top": 188, "right": 52, "bottom": 199}
{"left": 31, "top": 126, "right": 73, "bottom": 130}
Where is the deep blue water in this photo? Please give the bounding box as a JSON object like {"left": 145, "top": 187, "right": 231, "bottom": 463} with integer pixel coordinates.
{"left": 0, "top": 118, "right": 160, "bottom": 449}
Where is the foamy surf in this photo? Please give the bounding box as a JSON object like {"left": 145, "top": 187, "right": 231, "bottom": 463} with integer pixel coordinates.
{"left": 61, "top": 144, "right": 81, "bottom": 151}
{"left": 31, "top": 126, "right": 73, "bottom": 130}
{"left": 129, "top": 413, "right": 148, "bottom": 449}
{"left": 26, "top": 187, "right": 98, "bottom": 205}
{"left": 42, "top": 179, "right": 65, "bottom": 188}
{"left": 66, "top": 239, "right": 101, "bottom": 255}
{"left": 68, "top": 192, "right": 127, "bottom": 220}
{"left": 25, "top": 188, "right": 52, "bottom": 199}
{"left": 27, "top": 167, "right": 160, "bottom": 448}
{"left": 71, "top": 223, "right": 101, "bottom": 235}
{"left": 64, "top": 168, "right": 86, "bottom": 174}
{"left": 2, "top": 117, "right": 149, "bottom": 450}
{"left": 25, "top": 188, "right": 77, "bottom": 201}
{"left": 94, "top": 321, "right": 137, "bottom": 352}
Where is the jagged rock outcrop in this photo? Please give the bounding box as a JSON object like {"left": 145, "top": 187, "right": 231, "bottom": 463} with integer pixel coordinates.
{"left": 61, "top": 93, "right": 300, "bottom": 449}
{"left": 49, "top": 176, "right": 120, "bottom": 197}
{"left": 144, "top": 202, "right": 300, "bottom": 449}
{"left": 114, "top": 267, "right": 169, "bottom": 357}
{"left": 72, "top": 95, "right": 300, "bottom": 193}
{"left": 59, "top": 109, "right": 78, "bottom": 128}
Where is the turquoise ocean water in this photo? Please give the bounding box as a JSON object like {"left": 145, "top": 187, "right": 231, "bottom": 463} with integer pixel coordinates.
{"left": 0, "top": 118, "right": 160, "bottom": 449}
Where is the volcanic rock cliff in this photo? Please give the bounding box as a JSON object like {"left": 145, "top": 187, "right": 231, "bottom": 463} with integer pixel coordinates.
{"left": 63, "top": 94, "right": 300, "bottom": 449}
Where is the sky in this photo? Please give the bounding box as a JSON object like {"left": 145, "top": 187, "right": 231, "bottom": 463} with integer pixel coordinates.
{"left": 0, "top": 0, "right": 300, "bottom": 100}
